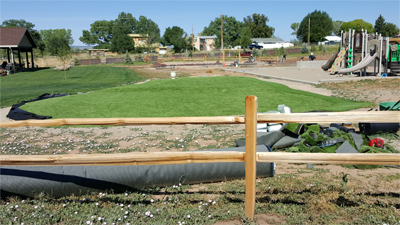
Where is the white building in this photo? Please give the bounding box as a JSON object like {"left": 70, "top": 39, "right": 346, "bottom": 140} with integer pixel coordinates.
{"left": 251, "top": 38, "right": 294, "bottom": 49}
{"left": 319, "top": 36, "right": 341, "bottom": 45}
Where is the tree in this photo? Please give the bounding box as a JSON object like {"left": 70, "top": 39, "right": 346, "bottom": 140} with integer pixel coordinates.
{"left": 56, "top": 46, "right": 72, "bottom": 80}
{"left": 297, "top": 10, "right": 333, "bottom": 43}
{"left": 290, "top": 23, "right": 299, "bottom": 36}
{"left": 340, "top": 19, "right": 373, "bottom": 32}
{"left": 160, "top": 26, "right": 191, "bottom": 53}
{"left": 135, "top": 16, "right": 160, "bottom": 52}
{"left": 200, "top": 15, "right": 244, "bottom": 48}
{"left": 40, "top": 29, "right": 73, "bottom": 56}
{"left": 374, "top": 14, "right": 385, "bottom": 34}
{"left": 110, "top": 21, "right": 135, "bottom": 53}
{"left": 332, "top": 20, "right": 343, "bottom": 36}
{"left": 243, "top": 13, "right": 275, "bottom": 38}
{"left": 239, "top": 27, "right": 252, "bottom": 50}
{"left": 381, "top": 22, "right": 400, "bottom": 37}
{"left": 1, "top": 19, "right": 45, "bottom": 55}
{"left": 80, "top": 20, "right": 114, "bottom": 49}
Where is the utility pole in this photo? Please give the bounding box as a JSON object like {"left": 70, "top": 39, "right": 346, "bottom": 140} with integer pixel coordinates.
{"left": 308, "top": 17, "right": 310, "bottom": 46}
{"left": 221, "top": 14, "right": 223, "bottom": 51}
{"left": 192, "top": 24, "right": 194, "bottom": 52}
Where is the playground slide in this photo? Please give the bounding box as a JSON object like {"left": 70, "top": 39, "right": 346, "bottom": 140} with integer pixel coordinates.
{"left": 337, "top": 53, "right": 378, "bottom": 74}
{"left": 321, "top": 49, "right": 340, "bottom": 70}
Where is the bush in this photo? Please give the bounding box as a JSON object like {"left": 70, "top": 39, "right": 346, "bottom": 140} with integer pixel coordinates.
{"left": 301, "top": 45, "right": 309, "bottom": 54}
{"left": 311, "top": 44, "right": 317, "bottom": 52}
{"left": 137, "top": 54, "right": 144, "bottom": 62}
{"left": 124, "top": 52, "right": 133, "bottom": 64}
{"left": 318, "top": 44, "right": 324, "bottom": 51}
{"left": 261, "top": 49, "right": 268, "bottom": 56}
{"left": 74, "top": 58, "right": 80, "bottom": 66}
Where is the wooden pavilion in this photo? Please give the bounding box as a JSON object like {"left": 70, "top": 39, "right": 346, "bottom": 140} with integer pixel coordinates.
{"left": 0, "top": 27, "right": 37, "bottom": 71}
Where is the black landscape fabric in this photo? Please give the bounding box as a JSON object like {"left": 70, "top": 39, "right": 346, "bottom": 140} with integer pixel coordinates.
{"left": 6, "top": 93, "right": 69, "bottom": 120}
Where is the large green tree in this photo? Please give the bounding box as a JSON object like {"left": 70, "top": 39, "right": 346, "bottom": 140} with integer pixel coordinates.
{"left": 80, "top": 20, "right": 114, "bottom": 49}
{"left": 201, "top": 15, "right": 244, "bottom": 48}
{"left": 1, "top": 19, "right": 45, "bottom": 54}
{"left": 340, "top": 19, "right": 373, "bottom": 32}
{"left": 373, "top": 15, "right": 399, "bottom": 37}
{"left": 374, "top": 14, "right": 385, "bottom": 34}
{"left": 297, "top": 10, "right": 333, "bottom": 43}
{"left": 239, "top": 27, "right": 252, "bottom": 50}
{"left": 110, "top": 23, "right": 135, "bottom": 54}
{"left": 40, "top": 29, "right": 73, "bottom": 56}
{"left": 160, "top": 26, "right": 191, "bottom": 53}
{"left": 80, "top": 12, "right": 137, "bottom": 49}
{"left": 135, "top": 15, "right": 160, "bottom": 51}
{"left": 381, "top": 22, "right": 400, "bottom": 37}
{"left": 243, "top": 13, "right": 275, "bottom": 38}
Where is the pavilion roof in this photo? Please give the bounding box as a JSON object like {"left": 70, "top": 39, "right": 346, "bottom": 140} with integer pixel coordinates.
{"left": 0, "top": 27, "right": 37, "bottom": 48}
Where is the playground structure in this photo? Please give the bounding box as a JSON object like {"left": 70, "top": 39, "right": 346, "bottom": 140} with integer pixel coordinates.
{"left": 322, "top": 29, "right": 400, "bottom": 76}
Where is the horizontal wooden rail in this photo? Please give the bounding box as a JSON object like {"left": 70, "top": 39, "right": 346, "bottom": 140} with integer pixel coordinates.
{"left": 1, "top": 111, "right": 398, "bottom": 128}
{"left": 257, "top": 111, "right": 400, "bottom": 123}
{"left": 258, "top": 152, "right": 400, "bottom": 166}
{"left": 0, "top": 116, "right": 245, "bottom": 128}
{"left": 2, "top": 151, "right": 398, "bottom": 167}
{"left": 0, "top": 151, "right": 245, "bottom": 166}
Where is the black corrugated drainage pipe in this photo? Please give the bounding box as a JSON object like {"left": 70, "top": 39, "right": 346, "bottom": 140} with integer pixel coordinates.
{"left": 1, "top": 145, "right": 274, "bottom": 198}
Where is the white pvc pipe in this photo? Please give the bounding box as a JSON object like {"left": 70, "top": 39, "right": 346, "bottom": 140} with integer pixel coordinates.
{"left": 361, "top": 29, "right": 364, "bottom": 61}
{"left": 340, "top": 30, "right": 343, "bottom": 49}
{"left": 351, "top": 29, "right": 355, "bottom": 68}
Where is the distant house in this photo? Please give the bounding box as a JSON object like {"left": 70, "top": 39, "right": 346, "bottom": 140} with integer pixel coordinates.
{"left": 251, "top": 38, "right": 293, "bottom": 49}
{"left": 128, "top": 34, "right": 159, "bottom": 49}
{"left": 193, "top": 35, "right": 217, "bottom": 51}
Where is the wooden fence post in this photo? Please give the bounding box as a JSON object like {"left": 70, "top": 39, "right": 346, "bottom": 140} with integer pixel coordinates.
{"left": 245, "top": 95, "right": 257, "bottom": 220}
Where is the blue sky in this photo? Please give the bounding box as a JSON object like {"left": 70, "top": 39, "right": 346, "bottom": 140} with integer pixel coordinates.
{"left": 1, "top": 0, "right": 399, "bottom": 46}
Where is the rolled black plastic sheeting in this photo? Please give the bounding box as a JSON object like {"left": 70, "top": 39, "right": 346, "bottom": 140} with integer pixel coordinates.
{"left": 0, "top": 146, "right": 274, "bottom": 198}
{"left": 359, "top": 123, "right": 400, "bottom": 135}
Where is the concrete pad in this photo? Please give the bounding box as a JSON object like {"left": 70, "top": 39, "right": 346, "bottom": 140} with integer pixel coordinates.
{"left": 296, "top": 61, "right": 328, "bottom": 69}
{"left": 225, "top": 66, "right": 395, "bottom": 84}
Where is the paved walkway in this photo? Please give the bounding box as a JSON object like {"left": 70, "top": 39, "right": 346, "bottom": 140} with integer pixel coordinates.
{"left": 225, "top": 66, "right": 393, "bottom": 84}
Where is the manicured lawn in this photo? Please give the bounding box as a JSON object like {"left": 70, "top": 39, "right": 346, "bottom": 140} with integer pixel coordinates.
{"left": 21, "top": 76, "right": 371, "bottom": 118}
{"left": 0, "top": 66, "right": 144, "bottom": 108}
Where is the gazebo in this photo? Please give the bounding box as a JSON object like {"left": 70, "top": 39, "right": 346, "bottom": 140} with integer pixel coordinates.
{"left": 0, "top": 27, "right": 37, "bottom": 71}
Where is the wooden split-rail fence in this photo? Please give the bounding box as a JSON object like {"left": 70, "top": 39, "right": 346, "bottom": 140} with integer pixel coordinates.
{"left": 1, "top": 95, "right": 399, "bottom": 220}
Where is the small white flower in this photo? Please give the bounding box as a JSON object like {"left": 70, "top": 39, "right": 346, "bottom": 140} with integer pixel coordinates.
{"left": 95, "top": 203, "right": 99, "bottom": 206}
{"left": 86, "top": 221, "right": 91, "bottom": 225}
{"left": 208, "top": 215, "right": 211, "bottom": 218}
{"left": 125, "top": 211, "right": 128, "bottom": 214}
{"left": 212, "top": 201, "right": 216, "bottom": 204}
{"left": 150, "top": 214, "right": 153, "bottom": 218}
{"left": 98, "top": 217, "right": 102, "bottom": 220}
{"left": 120, "top": 204, "right": 124, "bottom": 207}
{"left": 187, "top": 215, "right": 191, "bottom": 219}
{"left": 75, "top": 212, "right": 77, "bottom": 214}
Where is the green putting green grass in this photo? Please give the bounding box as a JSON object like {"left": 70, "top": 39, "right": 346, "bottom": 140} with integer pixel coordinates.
{"left": 21, "top": 76, "right": 371, "bottom": 118}
{"left": 0, "top": 66, "right": 144, "bottom": 107}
